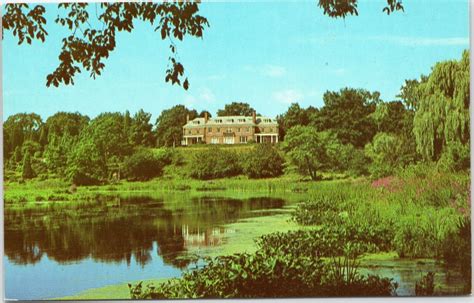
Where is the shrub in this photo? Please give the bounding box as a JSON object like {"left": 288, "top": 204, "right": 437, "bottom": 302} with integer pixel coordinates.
{"left": 415, "top": 272, "right": 435, "bottom": 296}
{"left": 326, "top": 143, "right": 367, "bottom": 176}
{"left": 441, "top": 217, "right": 471, "bottom": 291}
{"left": 437, "top": 141, "right": 470, "bottom": 172}
{"left": 188, "top": 147, "right": 242, "bottom": 180}
{"left": 242, "top": 144, "right": 283, "bottom": 178}
{"left": 393, "top": 207, "right": 459, "bottom": 258}
{"left": 293, "top": 196, "right": 343, "bottom": 226}
{"left": 124, "top": 149, "right": 166, "bottom": 181}
{"left": 129, "top": 229, "right": 397, "bottom": 299}
{"left": 153, "top": 148, "right": 174, "bottom": 165}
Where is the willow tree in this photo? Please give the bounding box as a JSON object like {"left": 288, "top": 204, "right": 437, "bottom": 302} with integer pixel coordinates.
{"left": 413, "top": 50, "right": 470, "bottom": 162}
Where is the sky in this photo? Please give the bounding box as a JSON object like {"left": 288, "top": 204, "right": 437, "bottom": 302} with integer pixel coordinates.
{"left": 3, "top": 0, "right": 470, "bottom": 121}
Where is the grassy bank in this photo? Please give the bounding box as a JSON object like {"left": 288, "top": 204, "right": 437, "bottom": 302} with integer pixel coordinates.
{"left": 4, "top": 173, "right": 349, "bottom": 206}
{"left": 54, "top": 278, "right": 169, "bottom": 300}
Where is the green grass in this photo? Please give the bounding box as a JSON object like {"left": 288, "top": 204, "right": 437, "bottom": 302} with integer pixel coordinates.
{"left": 4, "top": 144, "right": 352, "bottom": 205}
{"left": 4, "top": 173, "right": 350, "bottom": 205}
{"left": 53, "top": 278, "right": 169, "bottom": 300}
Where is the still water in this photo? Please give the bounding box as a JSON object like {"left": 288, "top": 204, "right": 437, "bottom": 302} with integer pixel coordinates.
{"left": 4, "top": 194, "right": 290, "bottom": 299}
{"left": 4, "top": 193, "right": 468, "bottom": 299}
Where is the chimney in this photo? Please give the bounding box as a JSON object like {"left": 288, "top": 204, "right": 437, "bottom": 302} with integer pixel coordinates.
{"left": 204, "top": 112, "right": 209, "bottom": 122}
{"left": 186, "top": 114, "right": 190, "bottom": 123}
{"left": 252, "top": 111, "right": 256, "bottom": 124}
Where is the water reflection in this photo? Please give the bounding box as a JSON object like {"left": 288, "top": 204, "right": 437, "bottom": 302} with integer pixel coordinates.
{"left": 4, "top": 195, "right": 286, "bottom": 269}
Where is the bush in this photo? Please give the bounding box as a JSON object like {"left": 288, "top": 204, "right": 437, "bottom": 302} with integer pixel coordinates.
{"left": 129, "top": 228, "right": 397, "bottom": 299}
{"left": 441, "top": 217, "right": 471, "bottom": 291}
{"left": 124, "top": 149, "right": 166, "bottom": 181}
{"left": 392, "top": 207, "right": 459, "bottom": 258}
{"left": 153, "top": 148, "right": 174, "bottom": 165}
{"left": 437, "top": 141, "right": 470, "bottom": 172}
{"left": 188, "top": 147, "right": 242, "bottom": 180}
{"left": 242, "top": 144, "right": 283, "bottom": 178}
{"left": 415, "top": 272, "right": 435, "bottom": 296}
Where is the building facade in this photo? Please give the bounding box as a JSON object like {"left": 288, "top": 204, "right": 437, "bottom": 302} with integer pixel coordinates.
{"left": 182, "top": 112, "right": 279, "bottom": 145}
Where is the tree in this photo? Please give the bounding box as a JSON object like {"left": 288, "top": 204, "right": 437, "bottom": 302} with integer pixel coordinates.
{"left": 22, "top": 152, "right": 36, "bottom": 179}
{"left": 198, "top": 110, "right": 212, "bottom": 118}
{"left": 318, "top": 0, "right": 403, "bottom": 18}
{"left": 44, "top": 112, "right": 90, "bottom": 142}
{"left": 3, "top": 113, "right": 43, "bottom": 158}
{"left": 217, "top": 102, "right": 255, "bottom": 117}
{"left": 370, "top": 101, "right": 411, "bottom": 135}
{"left": 3, "top": 2, "right": 209, "bottom": 90}
{"left": 283, "top": 126, "right": 335, "bottom": 180}
{"left": 13, "top": 146, "right": 22, "bottom": 164}
{"left": 397, "top": 77, "right": 428, "bottom": 111}
{"left": 365, "top": 132, "right": 405, "bottom": 178}
{"left": 313, "top": 88, "right": 378, "bottom": 148}
{"left": 276, "top": 103, "right": 319, "bottom": 140}
{"left": 4, "top": 1, "right": 404, "bottom": 89}
{"left": 413, "top": 50, "right": 470, "bottom": 162}
{"left": 155, "top": 105, "right": 197, "bottom": 147}
{"left": 80, "top": 112, "right": 133, "bottom": 161}
{"left": 130, "top": 109, "right": 155, "bottom": 147}
{"left": 21, "top": 140, "right": 41, "bottom": 157}
{"left": 44, "top": 134, "right": 77, "bottom": 176}
{"left": 124, "top": 110, "right": 132, "bottom": 138}
{"left": 64, "top": 112, "right": 133, "bottom": 183}
{"left": 66, "top": 140, "right": 107, "bottom": 185}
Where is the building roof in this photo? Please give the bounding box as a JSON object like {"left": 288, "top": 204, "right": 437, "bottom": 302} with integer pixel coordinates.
{"left": 183, "top": 115, "right": 278, "bottom": 128}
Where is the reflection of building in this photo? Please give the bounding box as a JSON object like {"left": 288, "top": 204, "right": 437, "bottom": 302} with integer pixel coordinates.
{"left": 181, "top": 225, "right": 229, "bottom": 248}
{"left": 182, "top": 111, "right": 279, "bottom": 146}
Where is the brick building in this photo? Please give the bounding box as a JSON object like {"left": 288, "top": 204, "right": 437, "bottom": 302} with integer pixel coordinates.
{"left": 182, "top": 112, "right": 279, "bottom": 145}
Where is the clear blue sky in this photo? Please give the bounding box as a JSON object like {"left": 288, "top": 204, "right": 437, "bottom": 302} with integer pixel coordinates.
{"left": 3, "top": 0, "right": 469, "bottom": 121}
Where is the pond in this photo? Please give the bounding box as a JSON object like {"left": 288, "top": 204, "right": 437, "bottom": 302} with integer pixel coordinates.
{"left": 4, "top": 193, "right": 295, "bottom": 300}
{"left": 4, "top": 192, "right": 469, "bottom": 299}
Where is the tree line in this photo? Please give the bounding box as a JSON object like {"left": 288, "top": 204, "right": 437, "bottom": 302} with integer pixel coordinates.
{"left": 3, "top": 102, "right": 258, "bottom": 183}
{"left": 3, "top": 50, "right": 469, "bottom": 184}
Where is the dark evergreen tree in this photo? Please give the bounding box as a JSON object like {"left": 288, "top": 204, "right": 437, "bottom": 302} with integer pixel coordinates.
{"left": 22, "top": 152, "right": 36, "bottom": 179}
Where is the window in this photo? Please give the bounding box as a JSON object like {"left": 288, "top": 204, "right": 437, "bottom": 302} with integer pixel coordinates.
{"left": 211, "top": 137, "right": 218, "bottom": 144}
{"left": 237, "top": 128, "right": 241, "bottom": 132}
{"left": 247, "top": 127, "right": 250, "bottom": 132}
{"left": 240, "top": 136, "right": 247, "bottom": 143}
{"left": 208, "top": 127, "right": 212, "bottom": 132}
{"left": 217, "top": 127, "right": 220, "bottom": 132}
{"left": 227, "top": 128, "right": 232, "bottom": 133}
{"left": 188, "top": 130, "right": 192, "bottom": 135}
